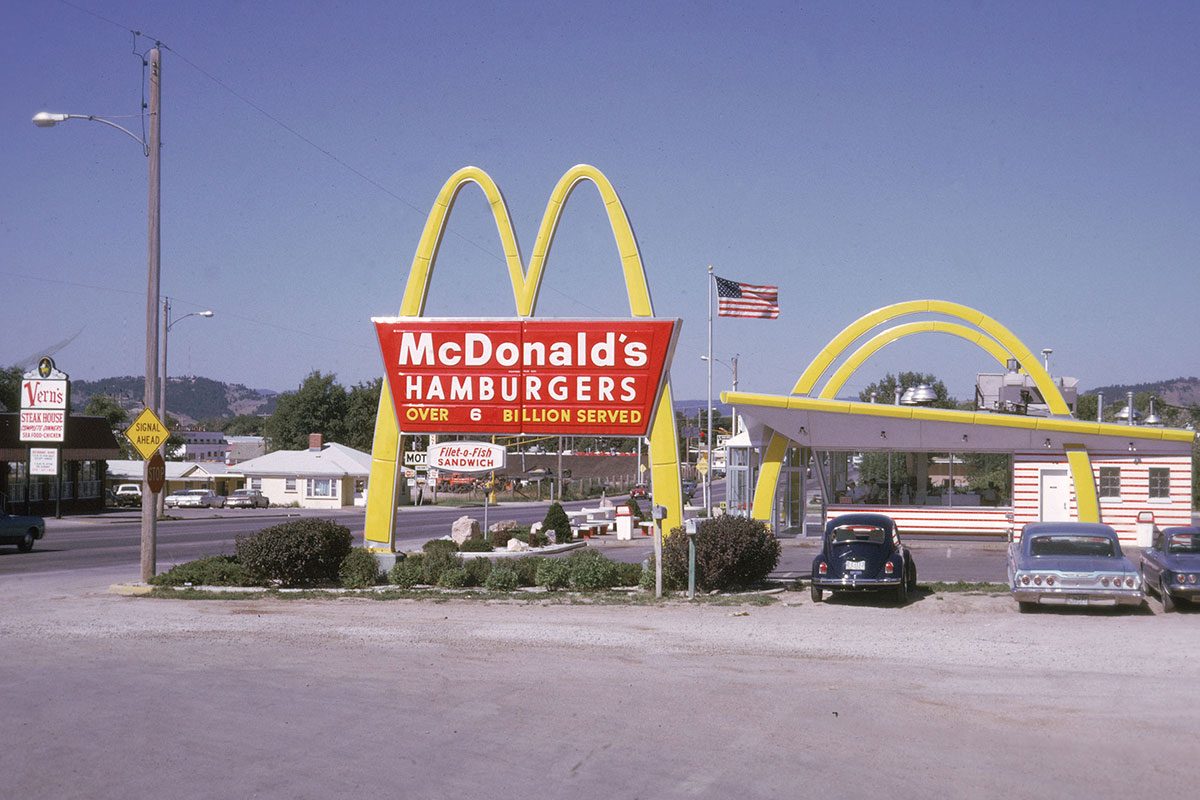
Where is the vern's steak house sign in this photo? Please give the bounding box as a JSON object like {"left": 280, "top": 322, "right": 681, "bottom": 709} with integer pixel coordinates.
{"left": 374, "top": 318, "right": 680, "bottom": 436}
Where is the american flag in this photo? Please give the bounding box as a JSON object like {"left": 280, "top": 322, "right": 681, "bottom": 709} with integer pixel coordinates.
{"left": 715, "top": 275, "right": 779, "bottom": 319}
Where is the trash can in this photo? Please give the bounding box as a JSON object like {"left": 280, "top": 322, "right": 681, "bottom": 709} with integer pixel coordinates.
{"left": 1135, "top": 510, "right": 1156, "bottom": 548}
{"left": 615, "top": 505, "right": 634, "bottom": 541}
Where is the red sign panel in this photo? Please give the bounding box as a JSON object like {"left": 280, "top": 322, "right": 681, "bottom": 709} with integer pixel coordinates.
{"left": 374, "top": 318, "right": 679, "bottom": 435}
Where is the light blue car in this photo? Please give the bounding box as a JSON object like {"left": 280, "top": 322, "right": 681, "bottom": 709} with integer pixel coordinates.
{"left": 0, "top": 501, "right": 45, "bottom": 553}
{"left": 1008, "top": 522, "right": 1143, "bottom": 613}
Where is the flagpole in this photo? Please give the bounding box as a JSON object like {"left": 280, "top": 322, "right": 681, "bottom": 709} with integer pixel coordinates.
{"left": 705, "top": 265, "right": 713, "bottom": 516}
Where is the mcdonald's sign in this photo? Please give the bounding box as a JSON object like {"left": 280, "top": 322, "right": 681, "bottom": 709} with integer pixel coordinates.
{"left": 363, "top": 165, "right": 685, "bottom": 550}
{"left": 374, "top": 317, "right": 680, "bottom": 435}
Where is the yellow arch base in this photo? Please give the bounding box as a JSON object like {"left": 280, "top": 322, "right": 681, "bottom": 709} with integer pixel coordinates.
{"left": 364, "top": 165, "right": 683, "bottom": 550}
{"left": 750, "top": 301, "right": 1100, "bottom": 527}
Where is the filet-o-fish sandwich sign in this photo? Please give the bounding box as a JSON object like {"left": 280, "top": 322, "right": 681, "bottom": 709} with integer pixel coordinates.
{"left": 374, "top": 318, "right": 680, "bottom": 436}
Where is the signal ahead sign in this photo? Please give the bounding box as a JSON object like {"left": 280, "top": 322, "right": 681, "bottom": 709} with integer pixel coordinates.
{"left": 125, "top": 407, "right": 168, "bottom": 460}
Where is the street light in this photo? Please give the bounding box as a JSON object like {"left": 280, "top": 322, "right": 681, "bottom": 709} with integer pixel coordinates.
{"left": 33, "top": 47, "right": 163, "bottom": 583}
{"left": 161, "top": 298, "right": 215, "bottom": 423}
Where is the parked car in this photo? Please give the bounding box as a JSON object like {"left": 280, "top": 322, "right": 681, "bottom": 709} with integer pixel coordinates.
{"left": 174, "top": 489, "right": 224, "bottom": 508}
{"left": 0, "top": 501, "right": 45, "bottom": 552}
{"left": 810, "top": 513, "right": 917, "bottom": 604}
{"left": 1008, "top": 522, "right": 1143, "bottom": 612}
{"left": 630, "top": 484, "right": 649, "bottom": 499}
{"left": 114, "top": 483, "right": 142, "bottom": 507}
{"left": 226, "top": 489, "right": 269, "bottom": 509}
{"left": 1139, "top": 525, "right": 1200, "bottom": 612}
{"left": 163, "top": 489, "right": 190, "bottom": 509}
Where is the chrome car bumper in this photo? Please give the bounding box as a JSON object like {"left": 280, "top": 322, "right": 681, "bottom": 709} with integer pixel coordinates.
{"left": 1012, "top": 588, "right": 1143, "bottom": 607}
{"left": 814, "top": 575, "right": 902, "bottom": 590}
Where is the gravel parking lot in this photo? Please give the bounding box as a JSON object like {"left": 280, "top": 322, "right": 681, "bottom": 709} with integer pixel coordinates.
{"left": 2, "top": 569, "right": 1197, "bottom": 800}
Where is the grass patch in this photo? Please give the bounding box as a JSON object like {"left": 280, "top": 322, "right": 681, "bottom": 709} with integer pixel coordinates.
{"left": 922, "top": 581, "right": 1008, "bottom": 594}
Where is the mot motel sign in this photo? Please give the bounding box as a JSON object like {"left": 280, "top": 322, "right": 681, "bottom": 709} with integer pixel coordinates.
{"left": 374, "top": 318, "right": 680, "bottom": 436}
{"left": 19, "top": 357, "right": 69, "bottom": 443}
{"left": 427, "top": 441, "right": 506, "bottom": 474}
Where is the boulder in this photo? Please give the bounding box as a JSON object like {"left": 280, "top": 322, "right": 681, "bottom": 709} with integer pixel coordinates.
{"left": 530, "top": 521, "right": 544, "bottom": 536}
{"left": 451, "top": 516, "right": 481, "bottom": 545}
{"left": 506, "top": 538, "right": 531, "bottom": 552}
{"left": 488, "top": 519, "right": 521, "bottom": 534}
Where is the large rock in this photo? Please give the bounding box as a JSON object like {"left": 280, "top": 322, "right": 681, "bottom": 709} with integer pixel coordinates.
{"left": 506, "top": 538, "right": 531, "bottom": 552}
{"left": 451, "top": 516, "right": 481, "bottom": 545}
{"left": 530, "top": 521, "right": 544, "bottom": 537}
{"left": 488, "top": 519, "right": 521, "bottom": 534}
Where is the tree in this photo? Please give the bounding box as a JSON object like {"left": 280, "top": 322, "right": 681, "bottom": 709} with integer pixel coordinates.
{"left": 0, "top": 365, "right": 21, "bottom": 412}
{"left": 342, "top": 379, "right": 382, "bottom": 452}
{"left": 264, "top": 371, "right": 349, "bottom": 451}
{"left": 83, "top": 394, "right": 128, "bottom": 429}
{"left": 223, "top": 415, "right": 266, "bottom": 436}
{"left": 857, "top": 372, "right": 955, "bottom": 409}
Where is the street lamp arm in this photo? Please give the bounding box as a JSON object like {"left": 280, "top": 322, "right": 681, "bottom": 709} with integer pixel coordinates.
{"left": 32, "top": 111, "right": 148, "bottom": 154}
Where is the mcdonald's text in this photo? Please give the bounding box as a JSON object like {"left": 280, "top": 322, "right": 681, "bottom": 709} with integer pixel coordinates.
{"left": 375, "top": 318, "right": 679, "bottom": 435}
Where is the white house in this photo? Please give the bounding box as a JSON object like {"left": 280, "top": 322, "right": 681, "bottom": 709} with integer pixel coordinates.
{"left": 230, "top": 434, "right": 370, "bottom": 509}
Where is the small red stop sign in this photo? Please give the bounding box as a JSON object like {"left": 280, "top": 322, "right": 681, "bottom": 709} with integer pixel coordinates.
{"left": 147, "top": 451, "right": 166, "bottom": 494}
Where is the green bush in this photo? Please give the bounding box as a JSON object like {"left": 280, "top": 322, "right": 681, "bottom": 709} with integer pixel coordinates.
{"left": 535, "top": 558, "right": 571, "bottom": 590}
{"left": 484, "top": 565, "right": 519, "bottom": 592}
{"left": 423, "top": 539, "right": 459, "bottom": 556}
{"left": 437, "top": 566, "right": 470, "bottom": 588}
{"left": 489, "top": 526, "right": 526, "bottom": 548}
{"left": 463, "top": 556, "right": 493, "bottom": 586}
{"left": 639, "top": 556, "right": 658, "bottom": 590}
{"left": 543, "top": 502, "right": 572, "bottom": 545}
{"left": 512, "top": 530, "right": 549, "bottom": 548}
{"left": 339, "top": 547, "right": 381, "bottom": 589}
{"left": 150, "top": 555, "right": 249, "bottom": 587}
{"left": 511, "top": 556, "right": 546, "bottom": 587}
{"left": 421, "top": 539, "right": 462, "bottom": 585}
{"left": 661, "top": 515, "right": 780, "bottom": 591}
{"left": 615, "top": 560, "right": 643, "bottom": 587}
{"left": 567, "top": 549, "right": 620, "bottom": 591}
{"left": 625, "top": 498, "right": 644, "bottom": 521}
{"left": 388, "top": 554, "right": 424, "bottom": 588}
{"left": 236, "top": 519, "right": 353, "bottom": 587}
{"left": 459, "top": 537, "right": 494, "bottom": 552}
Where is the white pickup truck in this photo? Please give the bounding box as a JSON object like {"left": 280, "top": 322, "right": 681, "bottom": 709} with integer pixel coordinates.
{"left": 114, "top": 484, "right": 143, "bottom": 507}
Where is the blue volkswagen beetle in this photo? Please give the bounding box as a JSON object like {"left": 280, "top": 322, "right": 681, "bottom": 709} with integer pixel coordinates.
{"left": 1140, "top": 526, "right": 1200, "bottom": 612}
{"left": 810, "top": 513, "right": 916, "bottom": 605}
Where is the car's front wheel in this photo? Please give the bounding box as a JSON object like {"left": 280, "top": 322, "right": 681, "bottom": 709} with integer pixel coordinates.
{"left": 810, "top": 583, "right": 823, "bottom": 603}
{"left": 17, "top": 530, "right": 36, "bottom": 553}
{"left": 1161, "top": 578, "right": 1176, "bottom": 613}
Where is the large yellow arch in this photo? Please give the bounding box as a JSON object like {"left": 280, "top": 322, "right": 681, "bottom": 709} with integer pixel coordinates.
{"left": 749, "top": 301, "right": 1099, "bottom": 526}
{"left": 364, "top": 165, "right": 683, "bottom": 549}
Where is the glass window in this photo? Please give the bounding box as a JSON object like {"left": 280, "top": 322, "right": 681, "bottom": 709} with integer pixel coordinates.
{"left": 1098, "top": 467, "right": 1120, "bottom": 498}
{"left": 285, "top": 478, "right": 296, "bottom": 493}
{"left": 1030, "top": 535, "right": 1115, "bottom": 558}
{"left": 1148, "top": 468, "right": 1170, "bottom": 499}
{"left": 1168, "top": 533, "right": 1199, "bottom": 554}
{"left": 250, "top": 477, "right": 262, "bottom": 491}
{"left": 307, "top": 478, "right": 335, "bottom": 497}
{"left": 830, "top": 525, "right": 888, "bottom": 545}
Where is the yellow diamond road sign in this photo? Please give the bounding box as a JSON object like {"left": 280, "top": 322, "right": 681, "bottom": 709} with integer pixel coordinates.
{"left": 124, "top": 407, "right": 168, "bottom": 460}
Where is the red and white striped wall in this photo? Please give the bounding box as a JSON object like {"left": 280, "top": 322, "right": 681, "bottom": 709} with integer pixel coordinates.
{"left": 825, "top": 504, "right": 1012, "bottom": 538}
{"left": 1013, "top": 451, "right": 1193, "bottom": 542}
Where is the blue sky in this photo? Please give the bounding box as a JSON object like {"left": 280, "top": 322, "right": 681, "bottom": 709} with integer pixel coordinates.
{"left": 2, "top": 0, "right": 1197, "bottom": 404}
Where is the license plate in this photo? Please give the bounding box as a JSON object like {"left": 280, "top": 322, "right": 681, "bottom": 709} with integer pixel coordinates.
{"left": 1065, "top": 597, "right": 1087, "bottom": 606}
{"left": 845, "top": 560, "right": 865, "bottom": 571}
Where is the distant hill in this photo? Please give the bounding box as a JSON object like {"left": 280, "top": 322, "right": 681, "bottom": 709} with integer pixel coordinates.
{"left": 70, "top": 375, "right": 277, "bottom": 426}
{"left": 1086, "top": 376, "right": 1200, "bottom": 408}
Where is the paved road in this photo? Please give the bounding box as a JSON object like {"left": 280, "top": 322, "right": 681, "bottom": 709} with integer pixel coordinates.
{"left": 1, "top": 576, "right": 1196, "bottom": 800}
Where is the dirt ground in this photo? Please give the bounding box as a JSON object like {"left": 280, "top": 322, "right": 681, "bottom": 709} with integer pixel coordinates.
{"left": 1, "top": 580, "right": 1196, "bottom": 799}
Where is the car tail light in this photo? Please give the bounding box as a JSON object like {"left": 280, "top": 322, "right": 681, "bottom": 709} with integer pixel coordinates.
{"left": 1189, "top": 574, "right": 1198, "bottom": 584}
{"left": 1124, "top": 577, "right": 1134, "bottom": 588}
{"left": 1101, "top": 577, "right": 1110, "bottom": 586}
{"left": 884, "top": 562, "right": 895, "bottom": 574}
{"left": 818, "top": 562, "right": 828, "bottom": 575}
{"left": 1020, "top": 575, "right": 1031, "bottom": 585}
{"left": 1033, "top": 575, "right": 1043, "bottom": 585}
{"left": 1045, "top": 575, "right": 1055, "bottom": 586}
